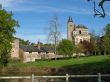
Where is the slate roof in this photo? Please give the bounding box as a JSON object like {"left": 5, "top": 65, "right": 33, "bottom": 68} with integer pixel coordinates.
{"left": 40, "top": 46, "right": 54, "bottom": 52}
{"left": 76, "top": 24, "right": 88, "bottom": 29}
{"left": 19, "top": 45, "right": 54, "bottom": 53}
{"left": 19, "top": 45, "right": 40, "bottom": 52}
{"left": 68, "top": 16, "right": 73, "bottom": 22}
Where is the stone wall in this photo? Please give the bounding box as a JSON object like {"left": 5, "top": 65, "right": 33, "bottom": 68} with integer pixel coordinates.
{"left": 23, "top": 52, "right": 55, "bottom": 62}
{"left": 11, "top": 39, "right": 19, "bottom": 59}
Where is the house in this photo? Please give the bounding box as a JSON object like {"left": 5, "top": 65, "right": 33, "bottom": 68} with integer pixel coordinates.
{"left": 11, "top": 39, "right": 55, "bottom": 62}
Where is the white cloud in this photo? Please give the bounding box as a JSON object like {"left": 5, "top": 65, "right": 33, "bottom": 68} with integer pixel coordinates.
{"left": 0, "top": 0, "right": 92, "bottom": 15}
{"left": 0, "top": 0, "right": 27, "bottom": 7}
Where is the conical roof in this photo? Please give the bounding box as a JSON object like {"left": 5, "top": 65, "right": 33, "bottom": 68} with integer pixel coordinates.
{"left": 68, "top": 16, "right": 73, "bottom": 22}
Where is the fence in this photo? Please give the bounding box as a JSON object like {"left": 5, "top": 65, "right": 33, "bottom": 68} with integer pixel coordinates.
{"left": 0, "top": 73, "right": 110, "bottom": 82}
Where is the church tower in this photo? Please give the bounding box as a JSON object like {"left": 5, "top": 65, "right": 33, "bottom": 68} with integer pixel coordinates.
{"left": 67, "top": 16, "right": 75, "bottom": 41}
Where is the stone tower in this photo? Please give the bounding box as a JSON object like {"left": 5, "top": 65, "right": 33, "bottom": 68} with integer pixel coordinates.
{"left": 67, "top": 16, "right": 75, "bottom": 41}
{"left": 11, "top": 39, "right": 19, "bottom": 59}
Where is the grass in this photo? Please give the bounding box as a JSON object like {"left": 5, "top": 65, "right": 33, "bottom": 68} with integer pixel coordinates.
{"left": 1, "top": 55, "right": 110, "bottom": 76}
{"left": 8, "top": 55, "right": 110, "bottom": 68}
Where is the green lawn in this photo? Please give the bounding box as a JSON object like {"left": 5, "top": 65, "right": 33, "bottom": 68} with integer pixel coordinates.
{"left": 8, "top": 55, "right": 110, "bottom": 68}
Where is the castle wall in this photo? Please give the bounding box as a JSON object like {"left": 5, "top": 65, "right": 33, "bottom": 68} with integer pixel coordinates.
{"left": 23, "top": 52, "right": 56, "bottom": 62}
{"left": 11, "top": 39, "right": 19, "bottom": 59}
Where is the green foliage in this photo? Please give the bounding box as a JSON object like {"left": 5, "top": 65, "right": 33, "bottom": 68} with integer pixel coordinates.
{"left": 0, "top": 8, "right": 19, "bottom": 66}
{"left": 105, "top": 23, "right": 110, "bottom": 36}
{"left": 15, "top": 37, "right": 35, "bottom": 45}
{"left": 3, "top": 55, "right": 110, "bottom": 76}
{"left": 103, "top": 23, "right": 110, "bottom": 54}
{"left": 57, "top": 39, "right": 74, "bottom": 57}
{"left": 75, "top": 43, "right": 86, "bottom": 53}
{"left": 19, "top": 38, "right": 30, "bottom": 45}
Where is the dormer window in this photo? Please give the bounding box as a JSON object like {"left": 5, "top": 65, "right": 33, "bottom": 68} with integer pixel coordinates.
{"left": 79, "top": 30, "right": 81, "bottom": 34}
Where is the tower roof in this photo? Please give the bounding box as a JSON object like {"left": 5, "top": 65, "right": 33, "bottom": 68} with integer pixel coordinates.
{"left": 76, "top": 24, "right": 87, "bottom": 29}
{"left": 68, "top": 16, "right": 73, "bottom": 22}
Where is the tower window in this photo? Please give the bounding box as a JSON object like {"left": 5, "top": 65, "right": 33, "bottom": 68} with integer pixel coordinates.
{"left": 79, "top": 30, "right": 81, "bottom": 34}
{"left": 70, "top": 25, "right": 72, "bottom": 27}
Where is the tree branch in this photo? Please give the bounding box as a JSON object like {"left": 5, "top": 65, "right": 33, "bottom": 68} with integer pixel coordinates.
{"left": 87, "top": 0, "right": 110, "bottom": 17}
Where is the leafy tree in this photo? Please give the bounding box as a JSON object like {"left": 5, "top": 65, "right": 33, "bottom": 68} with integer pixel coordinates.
{"left": 103, "top": 23, "right": 110, "bottom": 54}
{"left": 104, "top": 23, "right": 110, "bottom": 36}
{"left": 0, "top": 8, "right": 19, "bottom": 66}
{"left": 57, "top": 39, "right": 74, "bottom": 57}
{"left": 15, "top": 37, "right": 35, "bottom": 46}
{"left": 75, "top": 43, "right": 86, "bottom": 58}
{"left": 87, "top": 0, "right": 110, "bottom": 17}
{"left": 90, "top": 36, "right": 99, "bottom": 55}
{"left": 102, "top": 36, "right": 110, "bottom": 55}
{"left": 19, "top": 38, "right": 30, "bottom": 45}
{"left": 81, "top": 40, "right": 93, "bottom": 55}
{"left": 96, "top": 36, "right": 105, "bottom": 55}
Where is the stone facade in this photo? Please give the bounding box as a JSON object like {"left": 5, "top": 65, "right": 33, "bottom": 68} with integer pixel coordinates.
{"left": 11, "top": 39, "right": 19, "bottom": 59}
{"left": 67, "top": 16, "right": 90, "bottom": 45}
{"left": 11, "top": 39, "right": 55, "bottom": 62}
{"left": 21, "top": 52, "right": 55, "bottom": 63}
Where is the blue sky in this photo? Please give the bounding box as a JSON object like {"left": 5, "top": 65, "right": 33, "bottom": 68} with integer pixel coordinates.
{"left": 0, "top": 0, "right": 110, "bottom": 43}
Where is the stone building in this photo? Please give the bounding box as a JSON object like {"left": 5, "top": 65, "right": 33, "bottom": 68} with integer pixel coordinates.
{"left": 11, "top": 39, "right": 20, "bottom": 59}
{"left": 67, "top": 16, "right": 90, "bottom": 45}
{"left": 19, "top": 45, "right": 55, "bottom": 62}
{"left": 11, "top": 39, "right": 55, "bottom": 62}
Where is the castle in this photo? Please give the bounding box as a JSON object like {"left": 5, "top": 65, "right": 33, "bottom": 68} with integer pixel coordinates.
{"left": 10, "top": 17, "right": 91, "bottom": 62}
{"left": 67, "top": 16, "right": 90, "bottom": 44}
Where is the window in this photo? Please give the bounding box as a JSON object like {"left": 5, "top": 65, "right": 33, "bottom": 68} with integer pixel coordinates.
{"left": 80, "top": 39, "right": 83, "bottom": 43}
{"left": 70, "top": 25, "right": 72, "bottom": 27}
{"left": 79, "top": 30, "right": 81, "bottom": 34}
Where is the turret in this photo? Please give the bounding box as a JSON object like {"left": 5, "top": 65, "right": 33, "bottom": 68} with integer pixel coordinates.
{"left": 67, "top": 16, "right": 75, "bottom": 41}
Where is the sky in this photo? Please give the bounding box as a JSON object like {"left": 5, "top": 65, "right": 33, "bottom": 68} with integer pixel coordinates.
{"left": 0, "top": 0, "right": 110, "bottom": 43}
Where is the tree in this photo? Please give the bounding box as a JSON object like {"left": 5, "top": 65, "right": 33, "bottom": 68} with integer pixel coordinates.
{"left": 90, "top": 35, "right": 99, "bottom": 55}
{"left": 103, "top": 23, "right": 110, "bottom": 54}
{"left": 104, "top": 23, "right": 110, "bottom": 36}
{"left": 0, "top": 8, "right": 19, "bottom": 66}
{"left": 96, "top": 36, "right": 105, "bottom": 55}
{"left": 48, "top": 16, "right": 61, "bottom": 59}
{"left": 57, "top": 39, "right": 74, "bottom": 57}
{"left": 75, "top": 43, "right": 86, "bottom": 58}
{"left": 15, "top": 37, "right": 35, "bottom": 46}
{"left": 81, "top": 40, "right": 93, "bottom": 55}
{"left": 87, "top": 0, "right": 110, "bottom": 17}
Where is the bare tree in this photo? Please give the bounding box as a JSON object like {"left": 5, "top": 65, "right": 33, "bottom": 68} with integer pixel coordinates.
{"left": 48, "top": 16, "right": 61, "bottom": 60}
{"left": 87, "top": 0, "right": 110, "bottom": 17}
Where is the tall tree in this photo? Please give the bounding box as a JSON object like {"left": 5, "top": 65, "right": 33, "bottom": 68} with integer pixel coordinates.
{"left": 87, "top": 0, "right": 110, "bottom": 17}
{"left": 75, "top": 43, "right": 86, "bottom": 57}
{"left": 104, "top": 23, "right": 110, "bottom": 36}
{"left": 103, "top": 23, "right": 110, "bottom": 54}
{"left": 81, "top": 40, "right": 93, "bottom": 55}
{"left": 0, "top": 8, "right": 19, "bottom": 66}
{"left": 57, "top": 39, "right": 74, "bottom": 57}
{"left": 48, "top": 16, "right": 61, "bottom": 59}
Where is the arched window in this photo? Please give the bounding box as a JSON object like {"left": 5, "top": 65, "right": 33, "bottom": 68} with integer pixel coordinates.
{"left": 79, "top": 30, "right": 81, "bottom": 34}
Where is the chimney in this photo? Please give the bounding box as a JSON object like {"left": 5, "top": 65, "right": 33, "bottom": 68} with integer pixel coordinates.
{"left": 37, "top": 41, "right": 41, "bottom": 50}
